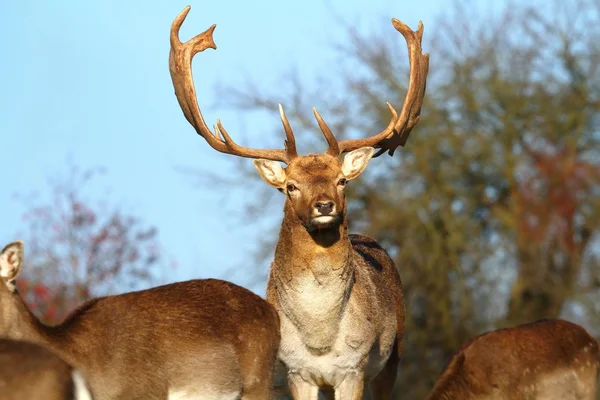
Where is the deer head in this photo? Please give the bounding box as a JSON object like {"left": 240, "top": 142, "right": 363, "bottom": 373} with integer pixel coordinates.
{"left": 169, "top": 6, "right": 429, "bottom": 232}
{"left": 253, "top": 145, "right": 374, "bottom": 231}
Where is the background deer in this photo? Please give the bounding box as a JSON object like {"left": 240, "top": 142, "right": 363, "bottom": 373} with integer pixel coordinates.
{"left": 0, "top": 240, "right": 280, "bottom": 400}
{"left": 426, "top": 319, "right": 600, "bottom": 400}
{"left": 0, "top": 338, "right": 93, "bottom": 400}
{"left": 169, "top": 6, "right": 429, "bottom": 399}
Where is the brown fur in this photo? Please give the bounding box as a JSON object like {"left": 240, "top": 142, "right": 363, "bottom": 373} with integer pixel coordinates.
{"left": 0, "top": 338, "right": 89, "bottom": 400}
{"left": 427, "top": 319, "right": 600, "bottom": 400}
{"left": 260, "top": 153, "right": 405, "bottom": 399}
{"left": 0, "top": 242, "right": 280, "bottom": 400}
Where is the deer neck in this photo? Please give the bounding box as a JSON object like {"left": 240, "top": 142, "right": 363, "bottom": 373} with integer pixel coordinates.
{"left": 3, "top": 295, "right": 68, "bottom": 354}
{"left": 271, "top": 203, "right": 354, "bottom": 351}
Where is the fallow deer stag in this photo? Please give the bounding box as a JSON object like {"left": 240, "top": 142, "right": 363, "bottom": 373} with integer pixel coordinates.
{"left": 169, "top": 5, "right": 429, "bottom": 399}
{"left": 427, "top": 319, "right": 600, "bottom": 400}
{"left": 0, "top": 241, "right": 281, "bottom": 400}
{"left": 0, "top": 338, "right": 93, "bottom": 400}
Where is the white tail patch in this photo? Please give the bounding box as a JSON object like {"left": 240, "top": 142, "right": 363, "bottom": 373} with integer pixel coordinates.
{"left": 72, "top": 369, "right": 93, "bottom": 400}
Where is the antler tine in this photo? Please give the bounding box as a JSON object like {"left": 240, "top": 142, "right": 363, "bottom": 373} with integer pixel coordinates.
{"left": 312, "top": 108, "right": 340, "bottom": 157}
{"left": 336, "top": 18, "right": 429, "bottom": 157}
{"left": 278, "top": 104, "right": 298, "bottom": 160}
{"left": 169, "top": 6, "right": 292, "bottom": 163}
{"left": 390, "top": 19, "right": 429, "bottom": 149}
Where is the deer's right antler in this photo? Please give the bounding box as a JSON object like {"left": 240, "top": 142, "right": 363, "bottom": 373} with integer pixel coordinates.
{"left": 169, "top": 6, "right": 298, "bottom": 163}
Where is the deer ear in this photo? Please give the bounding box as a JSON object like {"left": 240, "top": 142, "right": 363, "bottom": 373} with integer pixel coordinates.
{"left": 0, "top": 241, "right": 24, "bottom": 290}
{"left": 253, "top": 159, "right": 287, "bottom": 189}
{"left": 341, "top": 147, "right": 375, "bottom": 180}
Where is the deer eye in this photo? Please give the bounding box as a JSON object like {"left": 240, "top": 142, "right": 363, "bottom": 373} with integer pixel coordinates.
{"left": 287, "top": 184, "right": 297, "bottom": 192}
{"left": 337, "top": 178, "right": 347, "bottom": 187}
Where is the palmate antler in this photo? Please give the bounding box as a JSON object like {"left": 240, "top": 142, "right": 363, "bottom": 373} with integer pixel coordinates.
{"left": 169, "top": 6, "right": 429, "bottom": 163}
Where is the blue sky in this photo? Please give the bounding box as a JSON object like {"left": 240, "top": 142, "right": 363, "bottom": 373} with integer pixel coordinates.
{"left": 1, "top": 0, "right": 502, "bottom": 295}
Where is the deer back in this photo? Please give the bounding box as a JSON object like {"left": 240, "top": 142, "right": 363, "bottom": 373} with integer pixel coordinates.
{"left": 427, "top": 319, "right": 600, "bottom": 400}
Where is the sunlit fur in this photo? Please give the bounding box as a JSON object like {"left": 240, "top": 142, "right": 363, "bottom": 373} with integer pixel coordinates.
{"left": 0, "top": 241, "right": 280, "bottom": 400}
{"left": 254, "top": 149, "right": 405, "bottom": 400}
{"left": 427, "top": 319, "right": 600, "bottom": 400}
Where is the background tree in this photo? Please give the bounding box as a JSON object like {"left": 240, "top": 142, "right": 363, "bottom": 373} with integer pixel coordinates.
{"left": 214, "top": 0, "right": 600, "bottom": 398}
{"left": 13, "top": 163, "right": 162, "bottom": 324}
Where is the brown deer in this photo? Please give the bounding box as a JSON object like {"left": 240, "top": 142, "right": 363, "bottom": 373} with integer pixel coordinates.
{"left": 426, "top": 319, "right": 600, "bottom": 400}
{"left": 0, "top": 240, "right": 281, "bottom": 400}
{"left": 168, "top": 5, "right": 429, "bottom": 399}
{"left": 0, "top": 338, "right": 93, "bottom": 400}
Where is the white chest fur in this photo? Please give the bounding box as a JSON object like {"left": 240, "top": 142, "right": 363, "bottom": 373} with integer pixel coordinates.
{"left": 277, "top": 286, "right": 395, "bottom": 387}
{"left": 276, "top": 265, "right": 352, "bottom": 351}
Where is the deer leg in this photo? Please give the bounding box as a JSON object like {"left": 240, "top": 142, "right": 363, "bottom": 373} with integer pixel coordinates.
{"left": 288, "top": 373, "right": 319, "bottom": 400}
{"left": 321, "top": 386, "right": 335, "bottom": 400}
{"left": 368, "top": 350, "right": 399, "bottom": 400}
{"left": 334, "top": 371, "right": 364, "bottom": 400}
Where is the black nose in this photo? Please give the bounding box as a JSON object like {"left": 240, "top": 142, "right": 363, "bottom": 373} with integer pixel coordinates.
{"left": 315, "top": 201, "right": 334, "bottom": 215}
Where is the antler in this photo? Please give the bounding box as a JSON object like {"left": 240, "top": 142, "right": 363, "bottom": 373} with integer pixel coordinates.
{"left": 169, "top": 6, "right": 298, "bottom": 163}
{"left": 314, "top": 18, "right": 430, "bottom": 157}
